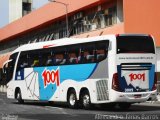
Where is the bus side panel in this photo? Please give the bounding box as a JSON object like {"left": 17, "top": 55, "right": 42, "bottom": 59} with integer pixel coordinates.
{"left": 33, "top": 64, "right": 97, "bottom": 101}
{"left": 11, "top": 61, "right": 109, "bottom": 103}
{"left": 7, "top": 80, "right": 15, "bottom": 99}
{"left": 11, "top": 68, "right": 40, "bottom": 100}
{"left": 49, "top": 59, "right": 109, "bottom": 103}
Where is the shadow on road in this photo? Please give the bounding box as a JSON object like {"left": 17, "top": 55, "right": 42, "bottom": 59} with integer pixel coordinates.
{"left": 12, "top": 101, "right": 160, "bottom": 112}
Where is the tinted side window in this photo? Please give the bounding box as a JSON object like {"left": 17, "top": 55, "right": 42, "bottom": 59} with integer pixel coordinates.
{"left": 81, "top": 43, "right": 95, "bottom": 63}
{"left": 68, "top": 45, "right": 80, "bottom": 64}
{"left": 18, "top": 50, "right": 41, "bottom": 68}
{"left": 95, "top": 41, "right": 109, "bottom": 62}
{"left": 17, "top": 52, "right": 29, "bottom": 69}
{"left": 16, "top": 40, "right": 109, "bottom": 68}
{"left": 39, "top": 49, "right": 52, "bottom": 66}
{"left": 54, "top": 47, "right": 66, "bottom": 65}
{"left": 29, "top": 50, "right": 40, "bottom": 67}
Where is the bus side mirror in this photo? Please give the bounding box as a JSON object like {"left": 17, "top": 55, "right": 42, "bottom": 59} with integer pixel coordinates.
{"left": 2, "top": 59, "right": 13, "bottom": 74}
{"left": 2, "top": 67, "right": 8, "bottom": 74}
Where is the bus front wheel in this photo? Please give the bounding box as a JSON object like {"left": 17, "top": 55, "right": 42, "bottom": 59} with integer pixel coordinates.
{"left": 16, "top": 90, "right": 24, "bottom": 104}
{"left": 67, "top": 89, "right": 78, "bottom": 109}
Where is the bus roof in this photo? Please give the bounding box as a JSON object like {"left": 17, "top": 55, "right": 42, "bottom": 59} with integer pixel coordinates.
{"left": 12, "top": 35, "right": 116, "bottom": 54}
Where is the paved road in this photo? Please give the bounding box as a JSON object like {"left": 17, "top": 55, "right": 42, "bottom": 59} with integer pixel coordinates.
{"left": 0, "top": 93, "right": 160, "bottom": 120}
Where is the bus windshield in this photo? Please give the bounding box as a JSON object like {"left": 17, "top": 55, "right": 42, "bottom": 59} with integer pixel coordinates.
{"left": 7, "top": 53, "right": 18, "bottom": 82}
{"left": 116, "top": 35, "right": 155, "bottom": 54}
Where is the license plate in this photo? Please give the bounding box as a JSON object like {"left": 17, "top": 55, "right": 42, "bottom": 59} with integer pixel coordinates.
{"left": 134, "top": 94, "right": 141, "bottom": 98}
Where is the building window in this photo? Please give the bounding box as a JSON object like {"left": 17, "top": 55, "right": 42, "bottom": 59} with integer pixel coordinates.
{"left": 22, "top": 2, "right": 31, "bottom": 16}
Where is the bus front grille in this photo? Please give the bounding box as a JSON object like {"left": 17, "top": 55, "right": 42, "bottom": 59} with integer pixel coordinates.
{"left": 96, "top": 80, "right": 108, "bottom": 101}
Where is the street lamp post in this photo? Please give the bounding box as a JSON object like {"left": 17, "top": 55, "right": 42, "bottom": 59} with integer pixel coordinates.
{"left": 48, "top": 0, "right": 69, "bottom": 37}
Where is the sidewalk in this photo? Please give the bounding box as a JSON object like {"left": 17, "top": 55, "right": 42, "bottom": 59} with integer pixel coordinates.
{"left": 0, "top": 85, "right": 7, "bottom": 92}
{"left": 145, "top": 94, "right": 160, "bottom": 104}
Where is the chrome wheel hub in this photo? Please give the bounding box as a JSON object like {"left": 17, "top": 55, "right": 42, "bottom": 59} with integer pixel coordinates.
{"left": 69, "top": 94, "right": 76, "bottom": 106}
{"left": 83, "top": 95, "right": 90, "bottom": 106}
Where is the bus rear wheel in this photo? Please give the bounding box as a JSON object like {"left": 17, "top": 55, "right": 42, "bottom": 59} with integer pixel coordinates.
{"left": 16, "top": 90, "right": 24, "bottom": 104}
{"left": 80, "top": 90, "right": 92, "bottom": 109}
{"left": 67, "top": 89, "right": 78, "bottom": 109}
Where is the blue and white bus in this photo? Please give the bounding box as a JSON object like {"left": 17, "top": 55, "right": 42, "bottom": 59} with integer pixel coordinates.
{"left": 4, "top": 34, "right": 157, "bottom": 109}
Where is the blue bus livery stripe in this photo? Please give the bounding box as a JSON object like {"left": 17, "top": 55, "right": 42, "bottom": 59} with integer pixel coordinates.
{"left": 34, "top": 63, "right": 98, "bottom": 100}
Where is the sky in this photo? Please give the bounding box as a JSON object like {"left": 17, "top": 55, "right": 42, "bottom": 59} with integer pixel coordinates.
{"left": 0, "top": 0, "right": 49, "bottom": 28}
{"left": 32, "top": 0, "right": 49, "bottom": 10}
{"left": 0, "top": 0, "right": 9, "bottom": 28}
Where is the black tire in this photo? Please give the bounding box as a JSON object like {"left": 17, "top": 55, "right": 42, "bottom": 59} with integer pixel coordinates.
{"left": 67, "top": 89, "right": 78, "bottom": 109}
{"left": 118, "top": 103, "right": 131, "bottom": 110}
{"left": 16, "top": 90, "right": 24, "bottom": 104}
{"left": 80, "top": 90, "right": 92, "bottom": 110}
